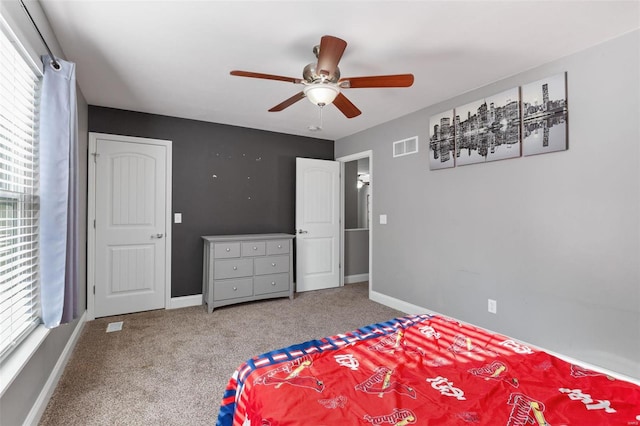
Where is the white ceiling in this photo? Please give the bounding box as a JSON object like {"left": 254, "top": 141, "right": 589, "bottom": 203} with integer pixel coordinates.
{"left": 39, "top": 0, "right": 639, "bottom": 141}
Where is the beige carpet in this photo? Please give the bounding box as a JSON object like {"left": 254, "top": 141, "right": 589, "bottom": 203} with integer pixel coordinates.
{"left": 39, "top": 282, "right": 404, "bottom": 425}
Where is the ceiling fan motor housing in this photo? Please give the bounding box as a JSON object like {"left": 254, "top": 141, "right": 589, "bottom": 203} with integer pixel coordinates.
{"left": 303, "top": 63, "right": 340, "bottom": 84}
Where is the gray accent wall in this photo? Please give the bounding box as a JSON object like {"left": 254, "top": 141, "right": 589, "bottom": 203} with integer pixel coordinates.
{"left": 335, "top": 30, "right": 640, "bottom": 378}
{"left": 88, "top": 107, "right": 334, "bottom": 297}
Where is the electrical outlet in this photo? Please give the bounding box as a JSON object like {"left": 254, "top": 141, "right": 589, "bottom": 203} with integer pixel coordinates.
{"left": 488, "top": 299, "right": 497, "bottom": 314}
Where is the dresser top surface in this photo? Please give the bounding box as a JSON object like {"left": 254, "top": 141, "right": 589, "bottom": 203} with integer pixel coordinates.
{"left": 202, "top": 233, "right": 295, "bottom": 242}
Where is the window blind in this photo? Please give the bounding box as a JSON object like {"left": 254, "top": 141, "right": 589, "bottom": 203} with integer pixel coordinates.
{"left": 0, "top": 16, "right": 42, "bottom": 361}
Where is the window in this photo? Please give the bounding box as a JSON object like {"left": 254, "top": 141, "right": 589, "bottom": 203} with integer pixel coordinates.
{"left": 0, "top": 17, "right": 42, "bottom": 361}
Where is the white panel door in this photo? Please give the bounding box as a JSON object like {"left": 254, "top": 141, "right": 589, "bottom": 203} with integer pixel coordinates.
{"left": 296, "top": 158, "right": 340, "bottom": 292}
{"left": 94, "top": 137, "right": 167, "bottom": 317}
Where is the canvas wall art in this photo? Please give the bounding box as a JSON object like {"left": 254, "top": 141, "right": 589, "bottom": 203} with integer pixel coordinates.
{"left": 454, "top": 87, "right": 521, "bottom": 166}
{"left": 521, "top": 73, "right": 568, "bottom": 156}
{"left": 428, "top": 110, "right": 455, "bottom": 170}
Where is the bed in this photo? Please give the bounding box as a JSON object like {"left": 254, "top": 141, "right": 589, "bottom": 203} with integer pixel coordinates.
{"left": 216, "top": 314, "right": 640, "bottom": 425}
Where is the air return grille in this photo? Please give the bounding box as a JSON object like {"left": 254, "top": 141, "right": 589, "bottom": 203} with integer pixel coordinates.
{"left": 392, "top": 136, "right": 419, "bottom": 158}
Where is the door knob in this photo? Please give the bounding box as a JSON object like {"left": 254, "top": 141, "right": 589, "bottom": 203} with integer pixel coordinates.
{"left": 298, "top": 229, "right": 308, "bottom": 234}
{"left": 151, "top": 233, "right": 164, "bottom": 239}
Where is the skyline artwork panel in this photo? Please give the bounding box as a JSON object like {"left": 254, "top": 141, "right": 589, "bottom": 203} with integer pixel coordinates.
{"left": 521, "top": 73, "right": 568, "bottom": 156}
{"left": 454, "top": 87, "right": 521, "bottom": 166}
{"left": 428, "top": 109, "right": 455, "bottom": 170}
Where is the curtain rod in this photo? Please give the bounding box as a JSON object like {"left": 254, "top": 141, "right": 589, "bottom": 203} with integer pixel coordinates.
{"left": 19, "top": 0, "right": 61, "bottom": 70}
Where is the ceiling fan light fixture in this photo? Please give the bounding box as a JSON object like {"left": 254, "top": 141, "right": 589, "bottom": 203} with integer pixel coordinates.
{"left": 304, "top": 84, "right": 340, "bottom": 107}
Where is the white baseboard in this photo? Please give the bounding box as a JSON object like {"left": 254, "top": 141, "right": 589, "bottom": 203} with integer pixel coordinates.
{"left": 24, "top": 311, "right": 87, "bottom": 426}
{"left": 370, "top": 289, "right": 431, "bottom": 315}
{"left": 369, "top": 290, "right": 640, "bottom": 385}
{"left": 344, "top": 273, "right": 369, "bottom": 284}
{"left": 169, "top": 294, "right": 203, "bottom": 309}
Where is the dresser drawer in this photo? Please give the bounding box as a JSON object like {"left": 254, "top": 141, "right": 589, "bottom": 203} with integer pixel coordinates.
{"left": 214, "top": 258, "right": 253, "bottom": 279}
{"left": 214, "top": 242, "right": 240, "bottom": 258}
{"left": 254, "top": 255, "right": 289, "bottom": 275}
{"left": 242, "top": 241, "right": 266, "bottom": 256}
{"left": 266, "top": 240, "right": 289, "bottom": 255}
{"left": 254, "top": 273, "right": 289, "bottom": 295}
{"left": 214, "top": 278, "right": 253, "bottom": 301}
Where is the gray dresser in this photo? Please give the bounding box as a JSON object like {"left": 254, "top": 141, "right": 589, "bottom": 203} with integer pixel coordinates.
{"left": 202, "top": 234, "right": 295, "bottom": 313}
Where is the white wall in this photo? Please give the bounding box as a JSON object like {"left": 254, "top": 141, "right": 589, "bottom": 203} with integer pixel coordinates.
{"left": 0, "top": 1, "right": 88, "bottom": 424}
{"left": 336, "top": 30, "right": 640, "bottom": 378}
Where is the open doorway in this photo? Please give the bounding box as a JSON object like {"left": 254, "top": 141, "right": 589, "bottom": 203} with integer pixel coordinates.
{"left": 337, "top": 151, "right": 372, "bottom": 293}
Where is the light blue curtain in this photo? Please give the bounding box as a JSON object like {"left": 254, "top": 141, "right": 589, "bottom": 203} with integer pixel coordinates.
{"left": 40, "top": 56, "right": 79, "bottom": 328}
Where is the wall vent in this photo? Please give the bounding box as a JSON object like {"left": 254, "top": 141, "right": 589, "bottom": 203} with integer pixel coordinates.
{"left": 392, "top": 136, "right": 419, "bottom": 158}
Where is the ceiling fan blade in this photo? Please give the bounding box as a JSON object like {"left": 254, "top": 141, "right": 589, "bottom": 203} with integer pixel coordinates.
{"left": 269, "top": 92, "right": 306, "bottom": 112}
{"left": 316, "top": 35, "right": 347, "bottom": 78}
{"left": 230, "top": 70, "right": 302, "bottom": 84}
{"left": 339, "top": 74, "right": 414, "bottom": 88}
{"left": 333, "top": 93, "right": 361, "bottom": 118}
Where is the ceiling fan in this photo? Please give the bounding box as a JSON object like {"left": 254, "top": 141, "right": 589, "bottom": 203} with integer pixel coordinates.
{"left": 230, "top": 35, "right": 414, "bottom": 119}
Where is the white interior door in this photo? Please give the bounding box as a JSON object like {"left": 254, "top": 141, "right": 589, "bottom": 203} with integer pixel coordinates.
{"left": 296, "top": 158, "right": 340, "bottom": 292}
{"left": 91, "top": 134, "right": 169, "bottom": 317}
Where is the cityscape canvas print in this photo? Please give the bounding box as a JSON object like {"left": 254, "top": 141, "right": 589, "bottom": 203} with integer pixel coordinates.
{"left": 521, "top": 73, "right": 568, "bottom": 156}
{"left": 454, "top": 87, "right": 521, "bottom": 166}
{"left": 428, "top": 109, "right": 455, "bottom": 170}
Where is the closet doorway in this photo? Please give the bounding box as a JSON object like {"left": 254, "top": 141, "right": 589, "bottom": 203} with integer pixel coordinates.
{"left": 337, "top": 150, "right": 372, "bottom": 293}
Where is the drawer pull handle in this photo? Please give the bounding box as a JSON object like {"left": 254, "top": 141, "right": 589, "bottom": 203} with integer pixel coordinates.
{"left": 253, "top": 246, "right": 257, "bottom": 250}
{"left": 277, "top": 244, "right": 282, "bottom": 249}
{"left": 233, "top": 266, "right": 238, "bottom": 270}
{"left": 233, "top": 287, "right": 237, "bottom": 291}
{"left": 271, "top": 263, "right": 276, "bottom": 267}
{"left": 226, "top": 248, "right": 231, "bottom": 252}
{"left": 271, "top": 281, "right": 276, "bottom": 286}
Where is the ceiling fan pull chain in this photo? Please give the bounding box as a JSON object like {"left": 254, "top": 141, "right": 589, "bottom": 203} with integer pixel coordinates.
{"left": 307, "top": 105, "right": 323, "bottom": 132}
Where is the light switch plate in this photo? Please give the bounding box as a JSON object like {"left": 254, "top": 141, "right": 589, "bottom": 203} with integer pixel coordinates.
{"left": 379, "top": 214, "right": 387, "bottom": 225}
{"left": 174, "top": 213, "right": 182, "bottom": 224}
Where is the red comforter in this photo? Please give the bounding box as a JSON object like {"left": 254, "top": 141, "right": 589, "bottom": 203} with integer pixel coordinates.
{"left": 216, "top": 314, "right": 640, "bottom": 425}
